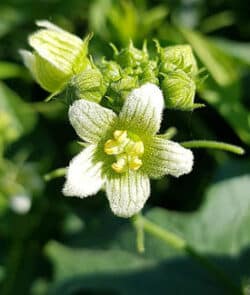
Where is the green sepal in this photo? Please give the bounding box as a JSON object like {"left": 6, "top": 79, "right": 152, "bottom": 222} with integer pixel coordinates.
{"left": 72, "top": 33, "right": 93, "bottom": 73}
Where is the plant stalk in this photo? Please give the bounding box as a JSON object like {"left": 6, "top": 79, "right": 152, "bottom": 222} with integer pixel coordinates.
{"left": 133, "top": 214, "right": 242, "bottom": 295}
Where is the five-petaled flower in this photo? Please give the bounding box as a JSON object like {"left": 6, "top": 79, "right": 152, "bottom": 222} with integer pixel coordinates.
{"left": 63, "top": 83, "right": 194, "bottom": 217}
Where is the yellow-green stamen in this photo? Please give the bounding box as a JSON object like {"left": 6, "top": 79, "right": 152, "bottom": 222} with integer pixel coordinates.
{"left": 104, "top": 130, "right": 144, "bottom": 173}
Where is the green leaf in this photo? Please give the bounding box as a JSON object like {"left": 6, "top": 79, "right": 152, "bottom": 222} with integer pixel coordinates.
{"left": 179, "top": 28, "right": 238, "bottom": 86}
{"left": 0, "top": 6, "right": 23, "bottom": 38}
{"left": 0, "top": 265, "right": 4, "bottom": 282}
{"left": 212, "top": 38, "right": 250, "bottom": 67}
{"left": 0, "top": 82, "right": 37, "bottom": 141}
{"left": 146, "top": 174, "right": 250, "bottom": 256}
{"left": 46, "top": 241, "right": 222, "bottom": 295}
{"left": 46, "top": 163, "right": 250, "bottom": 294}
{"left": 198, "top": 79, "right": 250, "bottom": 145}
{"left": 0, "top": 62, "right": 29, "bottom": 80}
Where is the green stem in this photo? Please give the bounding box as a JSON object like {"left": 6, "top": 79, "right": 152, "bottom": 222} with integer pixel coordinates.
{"left": 133, "top": 215, "right": 242, "bottom": 295}
{"left": 133, "top": 214, "right": 145, "bottom": 253}
{"left": 181, "top": 140, "right": 244, "bottom": 155}
{"left": 160, "top": 127, "right": 177, "bottom": 140}
{"left": 44, "top": 167, "right": 67, "bottom": 181}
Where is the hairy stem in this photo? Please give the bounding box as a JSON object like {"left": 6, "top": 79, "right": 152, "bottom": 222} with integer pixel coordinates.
{"left": 44, "top": 167, "right": 67, "bottom": 181}
{"left": 181, "top": 140, "right": 244, "bottom": 155}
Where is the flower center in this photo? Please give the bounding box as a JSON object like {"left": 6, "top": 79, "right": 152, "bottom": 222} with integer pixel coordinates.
{"left": 104, "top": 130, "right": 144, "bottom": 173}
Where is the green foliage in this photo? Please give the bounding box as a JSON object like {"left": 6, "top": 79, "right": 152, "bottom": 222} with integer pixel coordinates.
{"left": 0, "top": 82, "right": 37, "bottom": 149}
{"left": 0, "top": 1, "right": 250, "bottom": 294}
{"left": 44, "top": 166, "right": 250, "bottom": 294}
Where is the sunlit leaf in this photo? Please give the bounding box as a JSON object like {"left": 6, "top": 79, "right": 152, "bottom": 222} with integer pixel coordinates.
{"left": 180, "top": 28, "right": 238, "bottom": 86}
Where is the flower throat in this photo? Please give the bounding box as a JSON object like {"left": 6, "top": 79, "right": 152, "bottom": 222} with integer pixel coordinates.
{"left": 104, "top": 130, "right": 144, "bottom": 173}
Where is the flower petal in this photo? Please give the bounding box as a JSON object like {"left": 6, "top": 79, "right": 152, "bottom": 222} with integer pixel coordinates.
{"left": 29, "top": 22, "right": 83, "bottom": 76}
{"left": 20, "top": 49, "right": 69, "bottom": 92}
{"left": 119, "top": 83, "right": 164, "bottom": 136}
{"left": 143, "top": 137, "right": 194, "bottom": 178}
{"left": 19, "top": 50, "right": 36, "bottom": 78}
{"left": 106, "top": 170, "right": 150, "bottom": 218}
{"left": 63, "top": 145, "right": 104, "bottom": 198}
{"left": 69, "top": 99, "right": 117, "bottom": 143}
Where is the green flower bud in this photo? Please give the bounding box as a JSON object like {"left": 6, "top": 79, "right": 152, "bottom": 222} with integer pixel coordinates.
{"left": 67, "top": 68, "right": 107, "bottom": 104}
{"left": 160, "top": 45, "right": 198, "bottom": 77}
{"left": 111, "top": 75, "right": 139, "bottom": 99}
{"left": 161, "top": 70, "right": 196, "bottom": 110}
{"left": 114, "top": 41, "right": 149, "bottom": 68}
{"left": 100, "top": 60, "right": 121, "bottom": 82}
{"left": 139, "top": 60, "right": 159, "bottom": 85}
{"left": 20, "top": 20, "right": 92, "bottom": 93}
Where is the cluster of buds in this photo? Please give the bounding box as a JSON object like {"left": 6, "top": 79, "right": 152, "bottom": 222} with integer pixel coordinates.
{"left": 21, "top": 20, "right": 202, "bottom": 112}
{"left": 99, "top": 41, "right": 159, "bottom": 111}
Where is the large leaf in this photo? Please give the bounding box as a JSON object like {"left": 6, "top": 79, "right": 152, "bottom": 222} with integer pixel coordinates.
{"left": 46, "top": 241, "right": 222, "bottom": 295}
{"left": 46, "top": 163, "right": 250, "bottom": 294}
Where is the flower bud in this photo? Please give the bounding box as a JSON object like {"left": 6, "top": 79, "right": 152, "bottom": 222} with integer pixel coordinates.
{"left": 100, "top": 60, "right": 121, "bottom": 82}
{"left": 114, "top": 41, "right": 149, "bottom": 68}
{"left": 160, "top": 45, "right": 198, "bottom": 77}
{"left": 139, "top": 60, "right": 159, "bottom": 85}
{"left": 67, "top": 68, "right": 107, "bottom": 103}
{"left": 161, "top": 70, "right": 196, "bottom": 110}
{"left": 20, "top": 20, "right": 92, "bottom": 93}
{"left": 110, "top": 75, "right": 139, "bottom": 101}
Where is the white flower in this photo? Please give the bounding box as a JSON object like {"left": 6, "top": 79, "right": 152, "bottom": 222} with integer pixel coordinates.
{"left": 20, "top": 20, "right": 91, "bottom": 93}
{"left": 63, "top": 83, "right": 194, "bottom": 218}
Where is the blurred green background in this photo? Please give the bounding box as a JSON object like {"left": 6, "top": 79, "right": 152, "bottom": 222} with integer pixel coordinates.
{"left": 0, "top": 0, "right": 250, "bottom": 294}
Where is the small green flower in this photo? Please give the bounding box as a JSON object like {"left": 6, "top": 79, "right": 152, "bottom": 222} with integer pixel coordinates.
{"left": 20, "top": 20, "right": 91, "bottom": 93}
{"left": 63, "top": 83, "right": 193, "bottom": 217}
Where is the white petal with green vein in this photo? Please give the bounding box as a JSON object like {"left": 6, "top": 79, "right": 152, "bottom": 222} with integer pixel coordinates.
{"left": 19, "top": 50, "right": 36, "bottom": 78}
{"left": 106, "top": 170, "right": 150, "bottom": 217}
{"left": 144, "top": 137, "right": 194, "bottom": 178}
{"left": 69, "top": 99, "right": 117, "bottom": 143}
{"left": 119, "top": 83, "right": 164, "bottom": 136}
{"left": 63, "top": 145, "right": 104, "bottom": 198}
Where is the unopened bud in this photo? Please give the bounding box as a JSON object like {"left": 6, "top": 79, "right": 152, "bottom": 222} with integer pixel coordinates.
{"left": 69, "top": 68, "right": 107, "bottom": 103}
{"left": 160, "top": 45, "right": 198, "bottom": 77}
{"left": 161, "top": 70, "right": 196, "bottom": 110}
{"left": 20, "top": 20, "right": 92, "bottom": 93}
